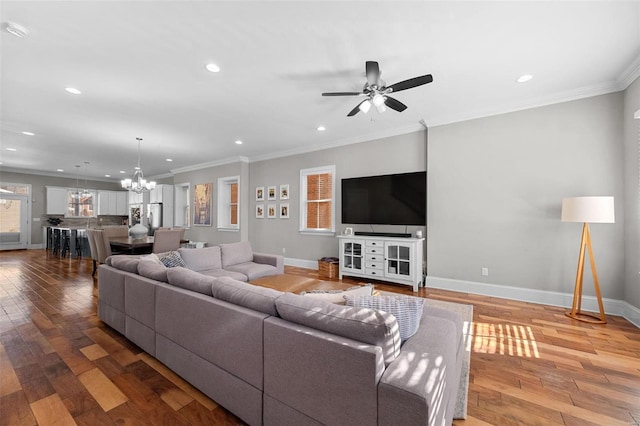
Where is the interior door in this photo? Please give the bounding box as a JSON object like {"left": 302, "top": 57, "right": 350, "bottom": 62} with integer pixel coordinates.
{"left": 0, "top": 193, "right": 29, "bottom": 250}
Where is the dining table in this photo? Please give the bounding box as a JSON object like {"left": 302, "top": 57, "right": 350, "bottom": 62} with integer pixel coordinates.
{"left": 109, "top": 236, "right": 189, "bottom": 254}
{"left": 109, "top": 236, "right": 155, "bottom": 254}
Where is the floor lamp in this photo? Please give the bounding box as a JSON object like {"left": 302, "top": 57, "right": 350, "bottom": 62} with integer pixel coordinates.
{"left": 561, "top": 196, "right": 615, "bottom": 324}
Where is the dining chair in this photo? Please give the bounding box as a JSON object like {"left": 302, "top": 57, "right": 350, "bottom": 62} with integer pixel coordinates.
{"left": 86, "top": 229, "right": 100, "bottom": 276}
{"left": 103, "top": 225, "right": 129, "bottom": 239}
{"left": 152, "top": 229, "right": 183, "bottom": 253}
{"left": 91, "top": 229, "right": 113, "bottom": 272}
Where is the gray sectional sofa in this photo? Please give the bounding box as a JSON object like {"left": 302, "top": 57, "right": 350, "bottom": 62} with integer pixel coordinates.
{"left": 97, "top": 242, "right": 464, "bottom": 426}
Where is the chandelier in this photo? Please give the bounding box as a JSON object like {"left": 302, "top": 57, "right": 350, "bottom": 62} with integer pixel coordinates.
{"left": 121, "top": 137, "right": 156, "bottom": 193}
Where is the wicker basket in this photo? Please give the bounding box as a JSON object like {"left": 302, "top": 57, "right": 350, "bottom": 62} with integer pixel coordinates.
{"left": 318, "top": 259, "right": 339, "bottom": 279}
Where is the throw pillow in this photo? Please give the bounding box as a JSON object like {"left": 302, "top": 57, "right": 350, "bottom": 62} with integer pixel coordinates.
{"left": 344, "top": 295, "right": 425, "bottom": 341}
{"left": 300, "top": 284, "right": 374, "bottom": 304}
{"left": 158, "top": 251, "right": 186, "bottom": 268}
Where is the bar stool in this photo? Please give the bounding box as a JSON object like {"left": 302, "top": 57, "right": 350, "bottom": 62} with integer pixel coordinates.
{"left": 52, "top": 229, "right": 61, "bottom": 255}
{"left": 60, "top": 229, "right": 70, "bottom": 257}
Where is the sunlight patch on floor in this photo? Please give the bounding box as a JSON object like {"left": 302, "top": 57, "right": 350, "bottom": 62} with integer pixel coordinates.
{"left": 470, "top": 322, "right": 540, "bottom": 358}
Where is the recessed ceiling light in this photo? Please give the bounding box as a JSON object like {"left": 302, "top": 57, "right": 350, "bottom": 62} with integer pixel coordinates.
{"left": 317, "top": 126, "right": 326, "bottom": 131}
{"left": 516, "top": 74, "right": 533, "bottom": 83}
{"left": 65, "top": 87, "right": 82, "bottom": 95}
{"left": 165, "top": 158, "right": 173, "bottom": 162}
{"left": 235, "top": 140, "right": 243, "bottom": 145}
{"left": 21, "top": 131, "right": 35, "bottom": 136}
{"left": 6, "top": 148, "right": 17, "bottom": 151}
{"left": 206, "top": 63, "right": 221, "bottom": 73}
{"left": 57, "top": 169, "right": 64, "bottom": 172}
{"left": 4, "top": 22, "right": 30, "bottom": 38}
{"left": 119, "top": 170, "right": 126, "bottom": 174}
{"left": 105, "top": 174, "right": 111, "bottom": 178}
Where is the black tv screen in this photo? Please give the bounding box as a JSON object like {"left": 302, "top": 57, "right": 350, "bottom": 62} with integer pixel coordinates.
{"left": 341, "top": 171, "right": 426, "bottom": 226}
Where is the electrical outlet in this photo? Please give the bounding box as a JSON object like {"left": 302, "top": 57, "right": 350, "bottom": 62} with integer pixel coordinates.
{"left": 481, "top": 267, "right": 489, "bottom": 276}
{"left": 282, "top": 247, "right": 286, "bottom": 254}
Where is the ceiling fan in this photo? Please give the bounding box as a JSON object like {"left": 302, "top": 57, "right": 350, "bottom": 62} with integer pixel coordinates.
{"left": 322, "top": 61, "right": 433, "bottom": 117}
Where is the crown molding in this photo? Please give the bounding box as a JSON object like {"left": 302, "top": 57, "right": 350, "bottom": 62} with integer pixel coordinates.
{"left": 170, "top": 155, "right": 249, "bottom": 175}
{"left": 427, "top": 80, "right": 623, "bottom": 129}
{"left": 248, "top": 123, "right": 425, "bottom": 163}
{"left": 0, "top": 166, "right": 118, "bottom": 183}
{"left": 617, "top": 54, "right": 640, "bottom": 90}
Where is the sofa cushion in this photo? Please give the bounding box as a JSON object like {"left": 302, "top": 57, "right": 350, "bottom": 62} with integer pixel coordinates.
{"left": 199, "top": 268, "right": 248, "bottom": 282}
{"left": 211, "top": 277, "right": 283, "bottom": 316}
{"left": 300, "top": 284, "right": 373, "bottom": 305}
{"left": 220, "top": 241, "right": 253, "bottom": 268}
{"left": 224, "top": 262, "right": 278, "bottom": 281}
{"left": 108, "top": 255, "right": 140, "bottom": 273}
{"left": 166, "top": 267, "right": 216, "bottom": 296}
{"left": 344, "top": 295, "right": 424, "bottom": 341}
{"left": 275, "top": 293, "right": 401, "bottom": 365}
{"left": 158, "top": 251, "right": 186, "bottom": 268}
{"left": 178, "top": 246, "right": 222, "bottom": 272}
{"left": 137, "top": 254, "right": 168, "bottom": 282}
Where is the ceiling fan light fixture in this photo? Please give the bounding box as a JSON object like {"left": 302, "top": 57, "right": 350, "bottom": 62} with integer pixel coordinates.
{"left": 359, "top": 100, "right": 371, "bottom": 114}
{"left": 375, "top": 102, "right": 387, "bottom": 113}
{"left": 372, "top": 94, "right": 385, "bottom": 107}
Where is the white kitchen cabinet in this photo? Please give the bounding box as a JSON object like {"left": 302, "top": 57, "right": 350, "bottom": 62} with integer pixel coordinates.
{"left": 338, "top": 235, "right": 424, "bottom": 292}
{"left": 128, "top": 191, "right": 143, "bottom": 205}
{"left": 46, "top": 187, "right": 69, "bottom": 215}
{"left": 115, "top": 191, "right": 128, "bottom": 215}
{"left": 98, "top": 191, "right": 129, "bottom": 215}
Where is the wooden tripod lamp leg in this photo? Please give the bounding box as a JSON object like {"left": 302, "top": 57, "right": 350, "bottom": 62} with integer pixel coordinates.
{"left": 565, "top": 222, "right": 607, "bottom": 324}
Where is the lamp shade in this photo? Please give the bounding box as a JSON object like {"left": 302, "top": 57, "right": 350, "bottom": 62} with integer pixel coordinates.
{"left": 561, "top": 196, "right": 615, "bottom": 223}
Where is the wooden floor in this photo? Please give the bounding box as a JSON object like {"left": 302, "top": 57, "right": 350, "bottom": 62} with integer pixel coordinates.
{"left": 0, "top": 250, "right": 638, "bottom": 426}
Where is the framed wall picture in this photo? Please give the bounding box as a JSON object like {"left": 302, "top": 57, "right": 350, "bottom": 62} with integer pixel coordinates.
{"left": 256, "top": 204, "right": 265, "bottom": 219}
{"left": 279, "top": 184, "right": 289, "bottom": 200}
{"left": 267, "top": 186, "right": 277, "bottom": 201}
{"left": 267, "top": 204, "right": 277, "bottom": 218}
{"left": 193, "top": 183, "right": 213, "bottom": 226}
{"left": 256, "top": 187, "right": 265, "bottom": 201}
{"left": 280, "top": 203, "right": 289, "bottom": 219}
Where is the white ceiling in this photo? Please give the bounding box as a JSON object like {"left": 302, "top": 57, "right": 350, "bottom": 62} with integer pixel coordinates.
{"left": 1, "top": 1, "right": 639, "bottom": 182}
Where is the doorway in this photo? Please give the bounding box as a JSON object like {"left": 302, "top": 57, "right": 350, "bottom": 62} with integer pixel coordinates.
{"left": 0, "top": 183, "right": 31, "bottom": 250}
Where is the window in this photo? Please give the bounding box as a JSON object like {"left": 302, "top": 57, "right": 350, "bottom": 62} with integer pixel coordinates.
{"left": 174, "top": 183, "right": 190, "bottom": 228}
{"left": 67, "top": 190, "right": 95, "bottom": 217}
{"left": 218, "top": 176, "right": 239, "bottom": 230}
{"left": 299, "top": 165, "right": 335, "bottom": 234}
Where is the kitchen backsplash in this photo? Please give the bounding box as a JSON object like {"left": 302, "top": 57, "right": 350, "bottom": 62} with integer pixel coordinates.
{"left": 42, "top": 215, "right": 128, "bottom": 228}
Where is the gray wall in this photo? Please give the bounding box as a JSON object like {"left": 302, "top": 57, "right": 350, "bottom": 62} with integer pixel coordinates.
{"left": 0, "top": 171, "right": 123, "bottom": 245}
{"left": 428, "top": 93, "right": 625, "bottom": 299}
{"left": 249, "top": 132, "right": 427, "bottom": 261}
{"left": 623, "top": 76, "right": 640, "bottom": 309}
{"left": 172, "top": 161, "right": 248, "bottom": 246}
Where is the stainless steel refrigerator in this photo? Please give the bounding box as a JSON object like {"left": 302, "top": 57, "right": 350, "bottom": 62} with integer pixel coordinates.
{"left": 147, "top": 203, "right": 163, "bottom": 236}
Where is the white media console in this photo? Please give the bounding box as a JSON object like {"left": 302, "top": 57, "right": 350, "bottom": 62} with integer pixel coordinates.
{"left": 338, "top": 234, "right": 425, "bottom": 292}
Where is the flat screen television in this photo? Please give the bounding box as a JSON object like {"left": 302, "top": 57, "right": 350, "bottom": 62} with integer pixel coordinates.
{"left": 341, "top": 171, "right": 426, "bottom": 226}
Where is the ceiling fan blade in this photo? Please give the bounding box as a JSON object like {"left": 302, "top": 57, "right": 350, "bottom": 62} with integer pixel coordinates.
{"left": 384, "top": 96, "right": 408, "bottom": 112}
{"left": 322, "top": 92, "right": 362, "bottom": 96}
{"left": 365, "top": 61, "right": 380, "bottom": 86}
{"left": 387, "top": 74, "right": 433, "bottom": 93}
{"left": 347, "top": 101, "right": 366, "bottom": 117}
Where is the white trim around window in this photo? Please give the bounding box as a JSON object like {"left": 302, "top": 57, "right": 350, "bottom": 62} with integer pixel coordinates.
{"left": 217, "top": 175, "right": 240, "bottom": 231}
{"left": 299, "top": 165, "right": 335, "bottom": 235}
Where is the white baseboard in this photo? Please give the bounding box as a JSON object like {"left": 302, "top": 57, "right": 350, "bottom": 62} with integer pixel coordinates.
{"left": 425, "top": 276, "right": 638, "bottom": 329}
{"left": 284, "top": 257, "right": 318, "bottom": 270}
{"left": 30, "top": 244, "right": 44, "bottom": 249}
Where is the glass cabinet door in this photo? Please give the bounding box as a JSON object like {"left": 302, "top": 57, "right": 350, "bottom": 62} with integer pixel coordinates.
{"left": 385, "top": 243, "right": 412, "bottom": 278}
{"left": 343, "top": 240, "right": 363, "bottom": 272}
